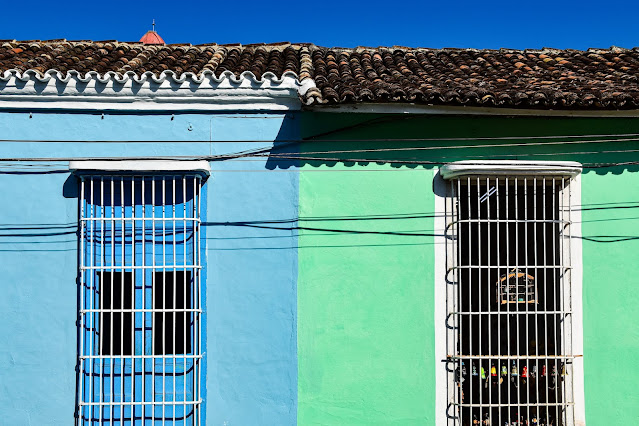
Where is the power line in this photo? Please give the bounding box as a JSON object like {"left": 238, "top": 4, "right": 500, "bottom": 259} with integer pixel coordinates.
{"left": 286, "top": 137, "right": 639, "bottom": 155}
{"left": 3, "top": 143, "right": 639, "bottom": 170}
{"left": 264, "top": 151, "right": 639, "bottom": 167}
{"left": 4, "top": 146, "right": 639, "bottom": 164}
{"left": 3, "top": 132, "right": 639, "bottom": 144}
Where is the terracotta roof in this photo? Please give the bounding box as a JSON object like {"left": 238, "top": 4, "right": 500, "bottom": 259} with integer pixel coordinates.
{"left": 2, "top": 40, "right": 639, "bottom": 109}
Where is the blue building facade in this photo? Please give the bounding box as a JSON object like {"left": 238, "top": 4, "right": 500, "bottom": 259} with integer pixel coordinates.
{"left": 0, "top": 110, "right": 299, "bottom": 425}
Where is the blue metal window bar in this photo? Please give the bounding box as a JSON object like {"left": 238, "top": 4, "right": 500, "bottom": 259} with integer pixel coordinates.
{"left": 77, "top": 174, "right": 203, "bottom": 426}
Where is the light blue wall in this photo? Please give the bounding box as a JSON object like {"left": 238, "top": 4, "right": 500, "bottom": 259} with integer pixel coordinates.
{"left": 0, "top": 111, "right": 299, "bottom": 425}
{"left": 0, "top": 171, "right": 77, "bottom": 426}
{"left": 204, "top": 115, "right": 299, "bottom": 425}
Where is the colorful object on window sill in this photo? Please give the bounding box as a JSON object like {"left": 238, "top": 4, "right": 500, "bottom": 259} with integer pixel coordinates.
{"left": 521, "top": 365, "right": 528, "bottom": 384}
{"left": 511, "top": 361, "right": 518, "bottom": 376}
{"left": 531, "top": 365, "right": 538, "bottom": 379}
{"left": 561, "top": 362, "right": 568, "bottom": 376}
{"left": 490, "top": 364, "right": 498, "bottom": 385}
{"left": 497, "top": 268, "right": 537, "bottom": 304}
{"left": 541, "top": 364, "right": 547, "bottom": 378}
{"left": 472, "top": 362, "right": 478, "bottom": 376}
{"left": 501, "top": 363, "right": 508, "bottom": 377}
{"left": 481, "top": 366, "right": 487, "bottom": 380}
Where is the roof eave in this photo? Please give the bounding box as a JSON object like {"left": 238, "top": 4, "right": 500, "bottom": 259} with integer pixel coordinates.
{"left": 302, "top": 102, "right": 639, "bottom": 117}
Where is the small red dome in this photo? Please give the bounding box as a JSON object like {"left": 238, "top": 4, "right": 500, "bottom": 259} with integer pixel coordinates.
{"left": 140, "top": 30, "right": 165, "bottom": 45}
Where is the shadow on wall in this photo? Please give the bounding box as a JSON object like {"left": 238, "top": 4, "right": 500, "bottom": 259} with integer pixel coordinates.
{"left": 5, "top": 111, "right": 639, "bottom": 255}
{"left": 265, "top": 113, "right": 639, "bottom": 175}
{"left": 7, "top": 113, "right": 639, "bottom": 254}
{"left": 237, "top": 112, "right": 639, "bottom": 249}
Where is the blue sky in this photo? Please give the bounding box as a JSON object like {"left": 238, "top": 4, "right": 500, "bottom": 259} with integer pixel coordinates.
{"left": 1, "top": 0, "right": 636, "bottom": 50}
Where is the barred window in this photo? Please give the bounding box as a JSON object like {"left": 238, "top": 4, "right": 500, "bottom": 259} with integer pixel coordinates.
{"left": 75, "top": 165, "right": 206, "bottom": 426}
{"left": 441, "top": 162, "right": 581, "bottom": 426}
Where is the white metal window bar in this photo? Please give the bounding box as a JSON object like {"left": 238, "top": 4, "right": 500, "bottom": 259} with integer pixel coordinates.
{"left": 76, "top": 174, "right": 203, "bottom": 426}
{"left": 442, "top": 163, "right": 580, "bottom": 426}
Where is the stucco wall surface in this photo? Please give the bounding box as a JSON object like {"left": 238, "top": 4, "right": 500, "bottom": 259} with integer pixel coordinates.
{"left": 0, "top": 111, "right": 298, "bottom": 426}
{"left": 0, "top": 171, "right": 77, "bottom": 426}
{"left": 297, "top": 114, "right": 437, "bottom": 425}
{"left": 580, "top": 171, "right": 639, "bottom": 425}
{"left": 297, "top": 112, "right": 639, "bottom": 426}
{"left": 2, "top": 109, "right": 639, "bottom": 426}
{"left": 297, "top": 164, "right": 435, "bottom": 425}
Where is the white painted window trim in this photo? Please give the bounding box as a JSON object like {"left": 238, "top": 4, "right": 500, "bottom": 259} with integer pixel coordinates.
{"left": 433, "top": 161, "right": 585, "bottom": 426}
{"left": 440, "top": 160, "right": 582, "bottom": 179}
{"left": 69, "top": 160, "right": 211, "bottom": 176}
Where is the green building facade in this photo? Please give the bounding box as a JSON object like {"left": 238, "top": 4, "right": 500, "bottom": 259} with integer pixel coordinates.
{"left": 297, "top": 112, "right": 639, "bottom": 425}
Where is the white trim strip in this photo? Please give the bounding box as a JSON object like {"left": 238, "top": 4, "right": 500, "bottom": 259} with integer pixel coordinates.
{"left": 570, "top": 174, "right": 586, "bottom": 426}
{"left": 440, "top": 160, "right": 582, "bottom": 179}
{"left": 69, "top": 160, "right": 211, "bottom": 175}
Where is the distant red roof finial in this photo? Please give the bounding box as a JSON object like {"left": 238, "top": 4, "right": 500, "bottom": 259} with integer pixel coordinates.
{"left": 140, "top": 19, "right": 165, "bottom": 45}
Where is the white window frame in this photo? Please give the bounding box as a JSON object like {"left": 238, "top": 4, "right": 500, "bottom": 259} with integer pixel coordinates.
{"left": 72, "top": 160, "right": 210, "bottom": 426}
{"left": 433, "top": 161, "right": 585, "bottom": 426}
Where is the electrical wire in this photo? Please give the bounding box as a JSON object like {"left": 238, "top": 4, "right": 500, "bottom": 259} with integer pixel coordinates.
{"left": 4, "top": 140, "right": 639, "bottom": 170}
{"left": 281, "top": 137, "right": 639, "bottom": 155}
{"left": 2, "top": 156, "right": 639, "bottom": 169}
{"left": 3, "top": 132, "right": 639, "bottom": 144}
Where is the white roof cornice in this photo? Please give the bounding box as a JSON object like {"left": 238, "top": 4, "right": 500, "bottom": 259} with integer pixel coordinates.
{"left": 0, "top": 69, "right": 312, "bottom": 111}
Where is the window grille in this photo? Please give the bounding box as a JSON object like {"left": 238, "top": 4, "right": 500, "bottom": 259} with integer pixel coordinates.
{"left": 444, "top": 173, "right": 577, "bottom": 426}
{"left": 77, "top": 174, "right": 203, "bottom": 426}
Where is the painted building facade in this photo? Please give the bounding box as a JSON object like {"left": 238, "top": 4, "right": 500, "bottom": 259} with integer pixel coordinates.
{"left": 0, "top": 41, "right": 638, "bottom": 426}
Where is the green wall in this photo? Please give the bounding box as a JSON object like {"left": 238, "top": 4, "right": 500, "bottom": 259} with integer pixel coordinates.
{"left": 581, "top": 171, "right": 639, "bottom": 424}
{"left": 297, "top": 164, "right": 435, "bottom": 425}
{"left": 297, "top": 113, "right": 639, "bottom": 425}
{"left": 297, "top": 114, "right": 440, "bottom": 424}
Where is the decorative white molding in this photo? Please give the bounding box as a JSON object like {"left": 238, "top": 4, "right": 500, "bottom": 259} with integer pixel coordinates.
{"left": 439, "top": 160, "right": 582, "bottom": 179}
{"left": 0, "top": 69, "right": 306, "bottom": 111}
{"left": 69, "top": 160, "right": 211, "bottom": 175}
